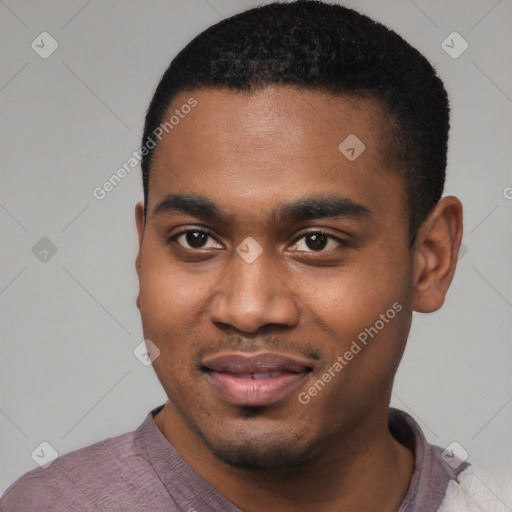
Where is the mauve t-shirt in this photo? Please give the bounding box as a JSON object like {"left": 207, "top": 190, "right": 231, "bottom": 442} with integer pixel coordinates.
{"left": 0, "top": 406, "right": 470, "bottom": 511}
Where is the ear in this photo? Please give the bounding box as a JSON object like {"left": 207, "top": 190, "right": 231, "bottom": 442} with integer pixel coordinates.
{"left": 135, "top": 201, "right": 145, "bottom": 278}
{"left": 411, "top": 196, "right": 463, "bottom": 313}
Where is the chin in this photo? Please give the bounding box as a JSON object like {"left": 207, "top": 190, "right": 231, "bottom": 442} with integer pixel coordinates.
{"left": 207, "top": 439, "right": 307, "bottom": 471}
{"left": 193, "top": 415, "right": 320, "bottom": 472}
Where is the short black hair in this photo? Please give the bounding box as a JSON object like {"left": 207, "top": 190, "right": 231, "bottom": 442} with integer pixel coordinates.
{"left": 141, "top": 0, "right": 449, "bottom": 242}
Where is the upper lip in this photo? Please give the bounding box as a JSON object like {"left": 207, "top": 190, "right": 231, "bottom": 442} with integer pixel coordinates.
{"left": 201, "top": 352, "right": 314, "bottom": 374}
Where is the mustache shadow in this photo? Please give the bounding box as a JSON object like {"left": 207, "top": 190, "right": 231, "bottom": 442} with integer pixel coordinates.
{"left": 199, "top": 334, "right": 322, "bottom": 360}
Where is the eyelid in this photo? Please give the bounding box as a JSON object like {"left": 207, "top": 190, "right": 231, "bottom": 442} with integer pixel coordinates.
{"left": 287, "top": 229, "right": 348, "bottom": 251}
{"left": 291, "top": 228, "right": 345, "bottom": 242}
{"left": 168, "top": 227, "right": 223, "bottom": 249}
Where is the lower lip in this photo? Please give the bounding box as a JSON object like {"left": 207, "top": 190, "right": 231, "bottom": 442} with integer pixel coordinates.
{"left": 205, "top": 371, "right": 309, "bottom": 406}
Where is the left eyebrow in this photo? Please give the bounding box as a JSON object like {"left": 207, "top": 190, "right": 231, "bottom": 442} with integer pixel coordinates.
{"left": 273, "top": 195, "right": 371, "bottom": 225}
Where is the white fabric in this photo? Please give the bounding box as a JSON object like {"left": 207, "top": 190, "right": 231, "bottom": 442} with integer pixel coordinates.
{"left": 438, "top": 466, "right": 511, "bottom": 512}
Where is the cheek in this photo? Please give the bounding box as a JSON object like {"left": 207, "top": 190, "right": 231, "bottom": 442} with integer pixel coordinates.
{"left": 137, "top": 244, "right": 219, "bottom": 371}
{"left": 137, "top": 261, "right": 201, "bottom": 385}
{"left": 137, "top": 245, "right": 201, "bottom": 328}
{"left": 296, "top": 254, "right": 411, "bottom": 395}
{"left": 300, "top": 258, "right": 407, "bottom": 333}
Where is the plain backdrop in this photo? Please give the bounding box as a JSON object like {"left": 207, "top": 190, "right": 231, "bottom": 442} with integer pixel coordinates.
{"left": 1, "top": 0, "right": 511, "bottom": 499}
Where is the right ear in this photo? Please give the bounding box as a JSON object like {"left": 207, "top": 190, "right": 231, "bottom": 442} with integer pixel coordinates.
{"left": 135, "top": 201, "right": 145, "bottom": 277}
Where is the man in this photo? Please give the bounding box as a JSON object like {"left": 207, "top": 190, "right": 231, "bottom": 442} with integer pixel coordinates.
{"left": 1, "top": 1, "right": 506, "bottom": 511}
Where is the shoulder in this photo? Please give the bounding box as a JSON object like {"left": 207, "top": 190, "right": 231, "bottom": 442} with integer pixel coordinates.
{"left": 438, "top": 464, "right": 512, "bottom": 512}
{"left": 0, "top": 430, "right": 151, "bottom": 512}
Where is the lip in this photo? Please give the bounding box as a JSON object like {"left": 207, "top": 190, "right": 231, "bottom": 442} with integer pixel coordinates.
{"left": 201, "top": 352, "right": 313, "bottom": 407}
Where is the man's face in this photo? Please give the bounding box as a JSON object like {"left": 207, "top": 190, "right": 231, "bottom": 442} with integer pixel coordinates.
{"left": 136, "top": 86, "right": 415, "bottom": 469}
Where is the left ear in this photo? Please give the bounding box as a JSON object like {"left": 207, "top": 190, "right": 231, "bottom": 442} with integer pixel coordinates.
{"left": 135, "top": 201, "right": 145, "bottom": 312}
{"left": 411, "top": 196, "right": 463, "bottom": 313}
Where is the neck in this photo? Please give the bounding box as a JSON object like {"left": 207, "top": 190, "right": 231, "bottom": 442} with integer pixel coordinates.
{"left": 155, "top": 402, "right": 414, "bottom": 512}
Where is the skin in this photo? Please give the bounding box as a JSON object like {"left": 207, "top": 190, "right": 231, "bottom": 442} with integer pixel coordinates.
{"left": 135, "top": 86, "right": 463, "bottom": 512}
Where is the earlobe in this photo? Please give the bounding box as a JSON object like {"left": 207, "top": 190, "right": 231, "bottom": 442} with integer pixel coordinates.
{"left": 412, "top": 196, "right": 463, "bottom": 313}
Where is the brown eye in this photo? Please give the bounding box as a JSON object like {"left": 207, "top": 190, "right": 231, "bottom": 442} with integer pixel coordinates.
{"left": 184, "top": 231, "right": 209, "bottom": 248}
{"left": 170, "top": 230, "right": 222, "bottom": 250}
{"left": 289, "top": 231, "right": 346, "bottom": 253}
{"left": 304, "top": 233, "right": 328, "bottom": 251}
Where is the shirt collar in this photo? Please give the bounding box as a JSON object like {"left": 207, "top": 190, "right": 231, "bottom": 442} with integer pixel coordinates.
{"left": 135, "top": 405, "right": 470, "bottom": 512}
{"left": 390, "top": 407, "right": 470, "bottom": 512}
{"left": 135, "top": 405, "right": 240, "bottom": 512}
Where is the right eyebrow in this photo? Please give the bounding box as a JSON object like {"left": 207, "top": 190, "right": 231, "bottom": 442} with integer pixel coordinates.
{"left": 152, "top": 194, "right": 229, "bottom": 223}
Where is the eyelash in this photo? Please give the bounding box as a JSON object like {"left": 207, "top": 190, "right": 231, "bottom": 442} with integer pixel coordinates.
{"left": 167, "top": 228, "right": 348, "bottom": 253}
{"left": 289, "top": 230, "right": 348, "bottom": 252}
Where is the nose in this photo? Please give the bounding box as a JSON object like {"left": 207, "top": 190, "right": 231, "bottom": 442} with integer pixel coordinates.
{"left": 209, "top": 247, "right": 300, "bottom": 333}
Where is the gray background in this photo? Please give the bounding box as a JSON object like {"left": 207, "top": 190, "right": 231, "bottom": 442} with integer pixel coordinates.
{"left": 1, "top": 0, "right": 511, "bottom": 500}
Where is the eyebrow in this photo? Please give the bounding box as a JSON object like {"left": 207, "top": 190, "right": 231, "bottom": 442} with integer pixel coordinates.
{"left": 152, "top": 193, "right": 371, "bottom": 225}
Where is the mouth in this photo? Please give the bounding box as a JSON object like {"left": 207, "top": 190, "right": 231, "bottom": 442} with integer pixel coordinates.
{"left": 201, "top": 352, "right": 314, "bottom": 407}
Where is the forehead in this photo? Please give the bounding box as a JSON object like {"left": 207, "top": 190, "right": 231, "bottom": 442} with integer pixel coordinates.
{"left": 158, "top": 86, "right": 386, "bottom": 163}
{"left": 148, "top": 86, "right": 406, "bottom": 229}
